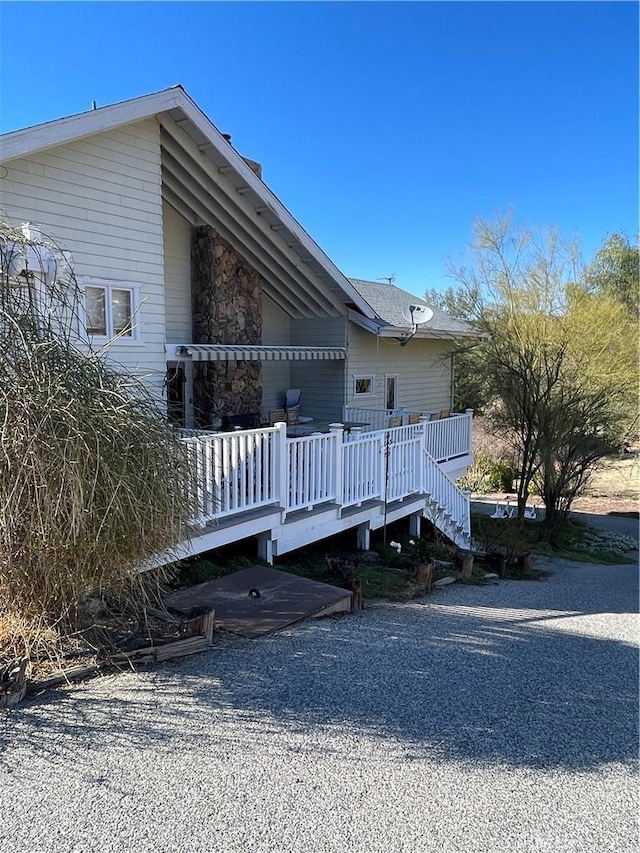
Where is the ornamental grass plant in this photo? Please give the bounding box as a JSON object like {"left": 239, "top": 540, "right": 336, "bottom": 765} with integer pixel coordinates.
{"left": 0, "top": 221, "right": 195, "bottom": 671}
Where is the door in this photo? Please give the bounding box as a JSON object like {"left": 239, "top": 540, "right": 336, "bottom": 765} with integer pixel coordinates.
{"left": 385, "top": 375, "right": 398, "bottom": 411}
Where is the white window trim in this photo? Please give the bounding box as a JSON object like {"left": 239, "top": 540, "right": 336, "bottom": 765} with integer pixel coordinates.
{"left": 82, "top": 277, "right": 142, "bottom": 345}
{"left": 353, "top": 374, "right": 375, "bottom": 398}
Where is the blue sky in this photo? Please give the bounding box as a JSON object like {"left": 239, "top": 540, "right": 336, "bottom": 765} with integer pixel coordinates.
{"left": 0, "top": 2, "right": 637, "bottom": 298}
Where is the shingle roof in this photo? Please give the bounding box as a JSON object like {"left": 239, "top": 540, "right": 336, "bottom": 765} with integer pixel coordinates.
{"left": 348, "top": 278, "right": 479, "bottom": 338}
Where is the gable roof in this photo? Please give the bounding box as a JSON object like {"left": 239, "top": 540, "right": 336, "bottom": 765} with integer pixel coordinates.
{"left": 348, "top": 278, "right": 480, "bottom": 339}
{"left": 0, "top": 85, "right": 375, "bottom": 322}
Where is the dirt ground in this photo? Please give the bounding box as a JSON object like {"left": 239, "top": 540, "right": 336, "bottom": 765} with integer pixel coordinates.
{"left": 475, "top": 450, "right": 639, "bottom": 517}
{"left": 570, "top": 451, "right": 639, "bottom": 515}
{"left": 471, "top": 418, "right": 639, "bottom": 517}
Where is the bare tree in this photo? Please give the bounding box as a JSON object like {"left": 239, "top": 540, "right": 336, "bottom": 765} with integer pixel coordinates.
{"left": 447, "top": 214, "right": 636, "bottom": 535}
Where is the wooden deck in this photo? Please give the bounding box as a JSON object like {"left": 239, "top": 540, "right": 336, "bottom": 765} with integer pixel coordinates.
{"left": 144, "top": 415, "right": 474, "bottom": 571}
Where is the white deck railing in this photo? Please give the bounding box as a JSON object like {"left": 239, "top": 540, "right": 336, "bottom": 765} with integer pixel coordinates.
{"left": 342, "top": 406, "right": 406, "bottom": 431}
{"left": 183, "top": 426, "right": 280, "bottom": 525}
{"left": 286, "top": 430, "right": 339, "bottom": 512}
{"left": 341, "top": 432, "right": 382, "bottom": 508}
{"left": 181, "top": 417, "right": 472, "bottom": 545}
{"left": 424, "top": 413, "right": 472, "bottom": 462}
{"left": 343, "top": 407, "right": 472, "bottom": 463}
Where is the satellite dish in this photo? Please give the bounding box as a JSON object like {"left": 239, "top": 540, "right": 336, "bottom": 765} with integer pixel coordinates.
{"left": 402, "top": 304, "right": 433, "bottom": 326}
{"left": 397, "top": 303, "right": 433, "bottom": 346}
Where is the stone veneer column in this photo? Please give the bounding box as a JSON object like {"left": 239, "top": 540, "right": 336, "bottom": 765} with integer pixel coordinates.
{"left": 191, "top": 227, "right": 263, "bottom": 428}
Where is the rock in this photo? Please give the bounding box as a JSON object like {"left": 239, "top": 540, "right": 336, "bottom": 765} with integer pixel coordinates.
{"left": 433, "top": 576, "right": 457, "bottom": 588}
{"left": 192, "top": 227, "right": 264, "bottom": 426}
{"left": 351, "top": 550, "right": 380, "bottom": 565}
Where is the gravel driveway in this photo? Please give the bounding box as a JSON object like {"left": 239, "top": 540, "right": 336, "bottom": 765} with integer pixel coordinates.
{"left": 1, "top": 557, "right": 638, "bottom": 853}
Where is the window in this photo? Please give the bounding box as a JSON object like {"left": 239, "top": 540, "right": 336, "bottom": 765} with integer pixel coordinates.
{"left": 354, "top": 375, "right": 374, "bottom": 397}
{"left": 84, "top": 280, "right": 139, "bottom": 340}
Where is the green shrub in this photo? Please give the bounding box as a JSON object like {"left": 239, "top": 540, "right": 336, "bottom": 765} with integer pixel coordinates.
{"left": 459, "top": 453, "right": 516, "bottom": 493}
{"left": 490, "top": 458, "right": 516, "bottom": 492}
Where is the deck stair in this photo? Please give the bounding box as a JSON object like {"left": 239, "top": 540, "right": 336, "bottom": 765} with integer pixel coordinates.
{"left": 421, "top": 446, "right": 472, "bottom": 549}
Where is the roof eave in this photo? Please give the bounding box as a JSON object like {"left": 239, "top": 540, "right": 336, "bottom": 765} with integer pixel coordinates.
{"left": 172, "top": 92, "right": 376, "bottom": 320}
{"left": 377, "top": 326, "right": 482, "bottom": 341}
{"left": 0, "top": 86, "right": 377, "bottom": 321}
{"left": 347, "top": 308, "right": 386, "bottom": 334}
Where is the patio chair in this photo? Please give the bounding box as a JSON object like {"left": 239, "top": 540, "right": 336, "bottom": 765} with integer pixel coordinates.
{"left": 284, "top": 388, "right": 301, "bottom": 411}
{"left": 269, "top": 408, "right": 286, "bottom": 425}
{"left": 490, "top": 499, "right": 514, "bottom": 519}
{"left": 389, "top": 416, "right": 403, "bottom": 428}
{"left": 408, "top": 413, "right": 420, "bottom": 425}
{"left": 283, "top": 389, "right": 313, "bottom": 425}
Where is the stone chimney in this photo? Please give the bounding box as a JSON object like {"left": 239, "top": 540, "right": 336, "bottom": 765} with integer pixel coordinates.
{"left": 242, "top": 157, "right": 263, "bottom": 180}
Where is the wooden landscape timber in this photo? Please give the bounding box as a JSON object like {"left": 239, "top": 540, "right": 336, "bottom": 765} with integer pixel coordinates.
{"left": 21, "top": 611, "right": 216, "bottom": 702}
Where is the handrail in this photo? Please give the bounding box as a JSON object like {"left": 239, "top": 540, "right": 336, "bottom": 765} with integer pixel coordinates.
{"left": 344, "top": 407, "right": 473, "bottom": 462}
{"left": 422, "top": 447, "right": 471, "bottom": 543}
{"left": 179, "top": 419, "right": 471, "bottom": 547}
{"left": 181, "top": 425, "right": 280, "bottom": 524}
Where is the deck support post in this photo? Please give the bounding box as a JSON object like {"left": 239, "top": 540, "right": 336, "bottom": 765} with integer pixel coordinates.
{"left": 257, "top": 532, "right": 275, "bottom": 566}
{"left": 409, "top": 511, "right": 421, "bottom": 538}
{"left": 356, "top": 522, "right": 370, "bottom": 551}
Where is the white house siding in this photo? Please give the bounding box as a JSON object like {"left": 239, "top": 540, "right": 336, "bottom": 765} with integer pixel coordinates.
{"left": 290, "top": 317, "right": 346, "bottom": 347}
{"left": 290, "top": 317, "right": 347, "bottom": 419}
{"left": 0, "top": 119, "right": 167, "bottom": 401}
{"left": 346, "top": 326, "right": 453, "bottom": 413}
{"left": 259, "top": 311, "right": 347, "bottom": 420}
{"left": 289, "top": 360, "right": 345, "bottom": 421}
{"left": 163, "top": 199, "right": 193, "bottom": 342}
{"left": 262, "top": 294, "right": 291, "bottom": 344}
{"left": 261, "top": 294, "right": 291, "bottom": 415}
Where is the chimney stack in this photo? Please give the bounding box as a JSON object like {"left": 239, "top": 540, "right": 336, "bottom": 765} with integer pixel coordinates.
{"left": 221, "top": 133, "right": 263, "bottom": 180}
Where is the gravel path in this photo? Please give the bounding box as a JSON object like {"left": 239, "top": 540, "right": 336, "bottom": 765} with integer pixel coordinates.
{"left": 1, "top": 558, "right": 638, "bottom": 853}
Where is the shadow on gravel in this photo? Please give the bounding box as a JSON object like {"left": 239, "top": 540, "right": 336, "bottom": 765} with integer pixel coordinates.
{"left": 1, "top": 566, "right": 638, "bottom": 777}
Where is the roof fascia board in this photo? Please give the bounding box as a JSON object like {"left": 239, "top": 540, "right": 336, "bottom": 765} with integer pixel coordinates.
{"left": 346, "top": 308, "right": 478, "bottom": 340}
{"left": 376, "top": 327, "right": 481, "bottom": 341}
{"left": 347, "top": 308, "right": 386, "bottom": 334}
{"left": 0, "top": 88, "right": 184, "bottom": 162}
